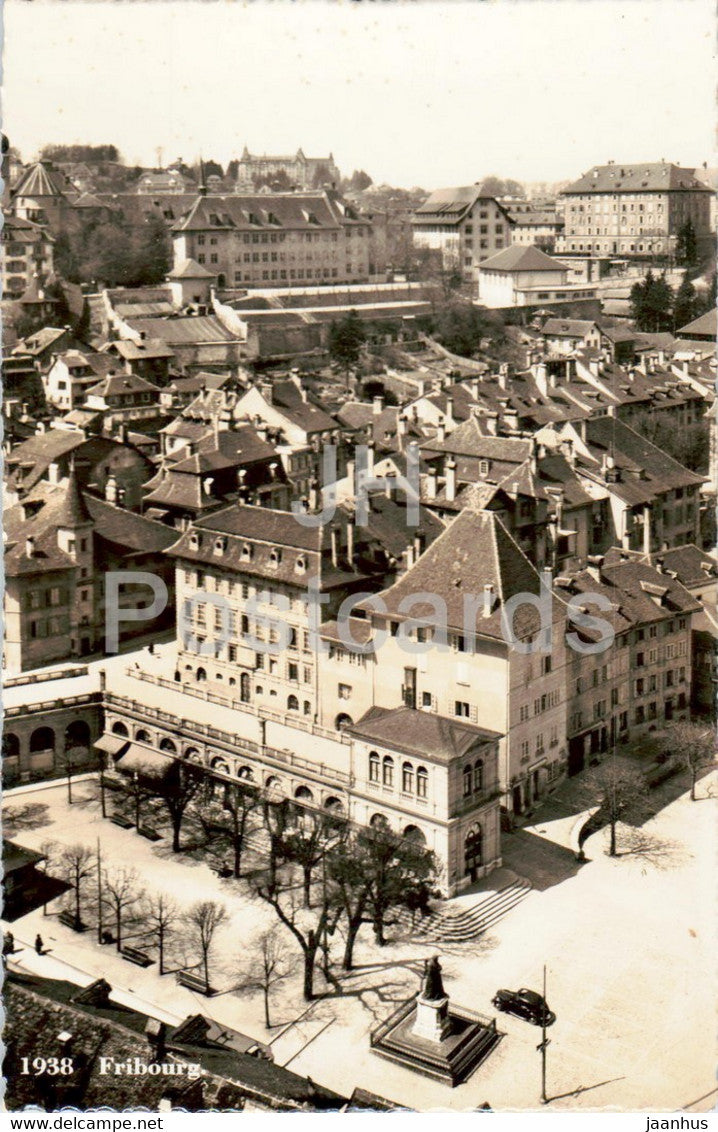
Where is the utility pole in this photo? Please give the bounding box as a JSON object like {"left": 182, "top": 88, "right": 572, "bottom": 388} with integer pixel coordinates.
{"left": 96, "top": 839, "right": 104, "bottom": 945}
{"left": 537, "top": 964, "right": 550, "bottom": 1105}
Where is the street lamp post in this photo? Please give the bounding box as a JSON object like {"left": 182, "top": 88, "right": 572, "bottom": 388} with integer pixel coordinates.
{"left": 537, "top": 964, "right": 550, "bottom": 1104}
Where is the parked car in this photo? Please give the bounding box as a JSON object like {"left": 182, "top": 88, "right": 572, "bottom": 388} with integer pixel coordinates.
{"left": 492, "top": 988, "right": 555, "bottom": 1026}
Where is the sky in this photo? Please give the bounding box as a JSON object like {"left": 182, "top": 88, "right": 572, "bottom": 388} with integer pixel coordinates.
{"left": 2, "top": 0, "right": 716, "bottom": 189}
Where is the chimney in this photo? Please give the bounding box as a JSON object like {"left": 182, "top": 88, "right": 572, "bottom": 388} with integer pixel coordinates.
{"left": 105, "top": 474, "right": 118, "bottom": 504}
{"left": 426, "top": 467, "right": 438, "bottom": 500}
{"left": 117, "top": 423, "right": 128, "bottom": 445}
{"left": 606, "top": 404, "right": 616, "bottom": 418}
{"left": 48, "top": 461, "right": 61, "bottom": 484}
{"left": 384, "top": 471, "right": 396, "bottom": 499}
{"left": 372, "top": 395, "right": 384, "bottom": 416}
{"left": 330, "top": 527, "right": 340, "bottom": 567}
{"left": 482, "top": 583, "right": 495, "bottom": 617}
{"left": 585, "top": 555, "right": 604, "bottom": 583}
{"left": 202, "top": 476, "right": 214, "bottom": 497}
{"left": 308, "top": 478, "right": 319, "bottom": 512}
{"left": 560, "top": 438, "right": 575, "bottom": 466}
{"left": 436, "top": 421, "right": 446, "bottom": 443}
{"left": 26, "top": 536, "right": 35, "bottom": 558}
{"left": 535, "top": 363, "right": 549, "bottom": 397}
{"left": 365, "top": 440, "right": 375, "bottom": 476}
{"left": 260, "top": 380, "right": 273, "bottom": 404}
{"left": 445, "top": 456, "right": 457, "bottom": 502}
{"left": 601, "top": 451, "right": 615, "bottom": 476}
{"left": 643, "top": 503, "right": 652, "bottom": 557}
{"left": 346, "top": 517, "right": 355, "bottom": 566}
{"left": 186, "top": 441, "right": 195, "bottom": 457}
{"left": 145, "top": 1018, "right": 168, "bottom": 1064}
{"left": 485, "top": 412, "right": 499, "bottom": 436}
{"left": 346, "top": 459, "right": 356, "bottom": 499}
{"left": 470, "top": 378, "right": 481, "bottom": 399}
{"left": 529, "top": 439, "right": 538, "bottom": 475}
{"left": 413, "top": 531, "right": 426, "bottom": 559}
{"left": 445, "top": 396, "right": 454, "bottom": 423}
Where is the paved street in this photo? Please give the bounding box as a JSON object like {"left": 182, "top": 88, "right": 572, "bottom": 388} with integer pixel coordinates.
{"left": 4, "top": 769, "right": 716, "bottom": 1111}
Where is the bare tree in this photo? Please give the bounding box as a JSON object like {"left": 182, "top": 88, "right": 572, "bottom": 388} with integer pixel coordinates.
{"left": 664, "top": 722, "right": 716, "bottom": 800}
{"left": 156, "top": 762, "right": 204, "bottom": 852}
{"left": 236, "top": 927, "right": 293, "bottom": 1028}
{"left": 141, "top": 891, "right": 180, "bottom": 974}
{"left": 102, "top": 867, "right": 143, "bottom": 951}
{"left": 57, "top": 843, "right": 95, "bottom": 928}
{"left": 184, "top": 900, "right": 228, "bottom": 993}
{"left": 590, "top": 761, "right": 649, "bottom": 857}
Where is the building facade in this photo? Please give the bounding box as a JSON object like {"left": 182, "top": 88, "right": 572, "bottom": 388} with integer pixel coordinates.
{"left": 556, "top": 162, "right": 713, "bottom": 259}
{"left": 412, "top": 188, "right": 512, "bottom": 284}
{"left": 235, "top": 147, "right": 340, "bottom": 191}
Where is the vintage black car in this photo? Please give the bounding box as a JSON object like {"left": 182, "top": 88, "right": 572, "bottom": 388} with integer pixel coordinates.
{"left": 492, "top": 988, "right": 555, "bottom": 1026}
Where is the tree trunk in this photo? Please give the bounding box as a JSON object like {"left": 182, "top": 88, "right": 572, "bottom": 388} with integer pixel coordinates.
{"left": 303, "top": 864, "right": 312, "bottom": 908}
{"left": 172, "top": 817, "right": 181, "bottom": 853}
{"left": 116, "top": 910, "right": 122, "bottom": 951}
{"left": 342, "top": 914, "right": 364, "bottom": 971}
{"left": 74, "top": 880, "right": 82, "bottom": 927}
{"left": 691, "top": 770, "right": 697, "bottom": 801}
{"left": 609, "top": 818, "right": 617, "bottom": 857}
{"left": 232, "top": 810, "right": 242, "bottom": 878}
{"left": 158, "top": 929, "right": 165, "bottom": 975}
{"left": 203, "top": 951, "right": 210, "bottom": 993}
{"left": 302, "top": 946, "right": 317, "bottom": 1001}
{"left": 264, "top": 987, "right": 271, "bottom": 1029}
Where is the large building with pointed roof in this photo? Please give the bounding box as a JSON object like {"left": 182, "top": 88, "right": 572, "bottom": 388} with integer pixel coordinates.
{"left": 556, "top": 161, "right": 713, "bottom": 259}
{"left": 235, "top": 146, "right": 340, "bottom": 191}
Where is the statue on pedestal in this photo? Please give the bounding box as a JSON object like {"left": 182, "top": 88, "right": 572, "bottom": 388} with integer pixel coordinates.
{"left": 421, "top": 956, "right": 446, "bottom": 1002}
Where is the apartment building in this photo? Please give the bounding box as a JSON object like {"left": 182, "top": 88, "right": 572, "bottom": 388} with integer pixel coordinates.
{"left": 319, "top": 509, "right": 569, "bottom": 817}
{"left": 171, "top": 190, "right": 382, "bottom": 289}
{"left": 557, "top": 556, "right": 698, "bottom": 774}
{"left": 1, "top": 215, "right": 54, "bottom": 299}
{"left": 557, "top": 161, "right": 713, "bottom": 258}
{"left": 412, "top": 187, "right": 512, "bottom": 285}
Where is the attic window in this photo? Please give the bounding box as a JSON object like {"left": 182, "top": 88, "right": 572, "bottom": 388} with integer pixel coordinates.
{"left": 479, "top": 459, "right": 490, "bottom": 476}
{"left": 214, "top": 536, "right": 227, "bottom": 555}
{"left": 295, "top": 555, "right": 307, "bottom": 574}
{"left": 240, "top": 542, "right": 253, "bottom": 561}
{"left": 189, "top": 533, "right": 201, "bottom": 550}
{"left": 269, "top": 547, "right": 282, "bottom": 566}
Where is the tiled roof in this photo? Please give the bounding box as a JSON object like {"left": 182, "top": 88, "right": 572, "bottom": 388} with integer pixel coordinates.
{"left": 581, "top": 416, "right": 705, "bottom": 502}
{"left": 542, "top": 318, "right": 598, "bottom": 337}
{"left": 478, "top": 245, "right": 565, "bottom": 272}
{"left": 563, "top": 163, "right": 712, "bottom": 195}
{"left": 360, "top": 510, "right": 546, "bottom": 639}
{"left": 603, "top": 543, "right": 718, "bottom": 589}
{"left": 350, "top": 705, "right": 500, "bottom": 764}
{"left": 84, "top": 495, "right": 177, "bottom": 554}
{"left": 85, "top": 372, "right": 161, "bottom": 398}
{"left": 12, "top": 160, "right": 77, "bottom": 199}
{"left": 172, "top": 191, "right": 354, "bottom": 234}
{"left": 105, "top": 337, "right": 175, "bottom": 360}
{"left": 676, "top": 308, "right": 716, "bottom": 338}
{"left": 168, "top": 257, "right": 217, "bottom": 279}
{"left": 126, "top": 315, "right": 238, "bottom": 345}
{"left": 423, "top": 415, "right": 532, "bottom": 462}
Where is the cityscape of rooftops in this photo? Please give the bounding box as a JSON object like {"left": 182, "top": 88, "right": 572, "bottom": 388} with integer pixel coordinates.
{"left": 1, "top": 0, "right": 716, "bottom": 1121}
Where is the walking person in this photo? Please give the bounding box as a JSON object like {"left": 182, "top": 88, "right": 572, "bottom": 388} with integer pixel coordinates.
{"left": 35, "top": 933, "right": 44, "bottom": 955}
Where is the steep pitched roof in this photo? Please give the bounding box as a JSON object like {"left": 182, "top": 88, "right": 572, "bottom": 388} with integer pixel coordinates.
{"left": 12, "top": 160, "right": 77, "bottom": 199}
{"left": 360, "top": 510, "right": 545, "bottom": 639}
{"left": 582, "top": 416, "right": 705, "bottom": 501}
{"left": 676, "top": 308, "right": 716, "bottom": 338}
{"left": 542, "top": 318, "right": 599, "bottom": 337}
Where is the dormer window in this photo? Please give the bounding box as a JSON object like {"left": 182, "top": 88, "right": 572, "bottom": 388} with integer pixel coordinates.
{"left": 189, "top": 533, "right": 200, "bottom": 550}
{"left": 479, "top": 459, "right": 490, "bottom": 476}
{"left": 295, "top": 555, "right": 307, "bottom": 574}
{"left": 214, "top": 537, "right": 227, "bottom": 555}
{"left": 269, "top": 548, "right": 282, "bottom": 567}
{"left": 240, "top": 542, "right": 253, "bottom": 561}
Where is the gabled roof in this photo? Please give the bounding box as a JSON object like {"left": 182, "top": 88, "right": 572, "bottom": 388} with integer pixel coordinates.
{"left": 84, "top": 495, "right": 177, "bottom": 554}
{"left": 581, "top": 416, "right": 705, "bottom": 502}
{"left": 172, "top": 191, "right": 355, "bottom": 234}
{"left": 359, "top": 510, "right": 545, "bottom": 640}
{"left": 563, "top": 163, "right": 712, "bottom": 195}
{"left": 350, "top": 705, "right": 500, "bottom": 764}
{"left": 542, "top": 318, "right": 598, "bottom": 337}
{"left": 85, "top": 372, "right": 161, "bottom": 398}
{"left": 479, "top": 245, "right": 565, "bottom": 273}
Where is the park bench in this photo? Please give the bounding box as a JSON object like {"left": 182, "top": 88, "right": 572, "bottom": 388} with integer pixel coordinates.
{"left": 121, "top": 945, "right": 153, "bottom": 967}
{"left": 138, "top": 826, "right": 162, "bottom": 842}
{"left": 59, "top": 910, "right": 86, "bottom": 932}
{"left": 177, "top": 969, "right": 215, "bottom": 995}
{"left": 110, "top": 814, "right": 134, "bottom": 829}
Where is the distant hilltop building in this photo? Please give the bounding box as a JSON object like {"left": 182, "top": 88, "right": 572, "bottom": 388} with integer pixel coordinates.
{"left": 556, "top": 160, "right": 713, "bottom": 259}
{"left": 235, "top": 146, "right": 340, "bottom": 191}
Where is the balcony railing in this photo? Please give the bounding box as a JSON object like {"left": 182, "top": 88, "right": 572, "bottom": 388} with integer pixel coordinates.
{"left": 105, "top": 692, "right": 353, "bottom": 787}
